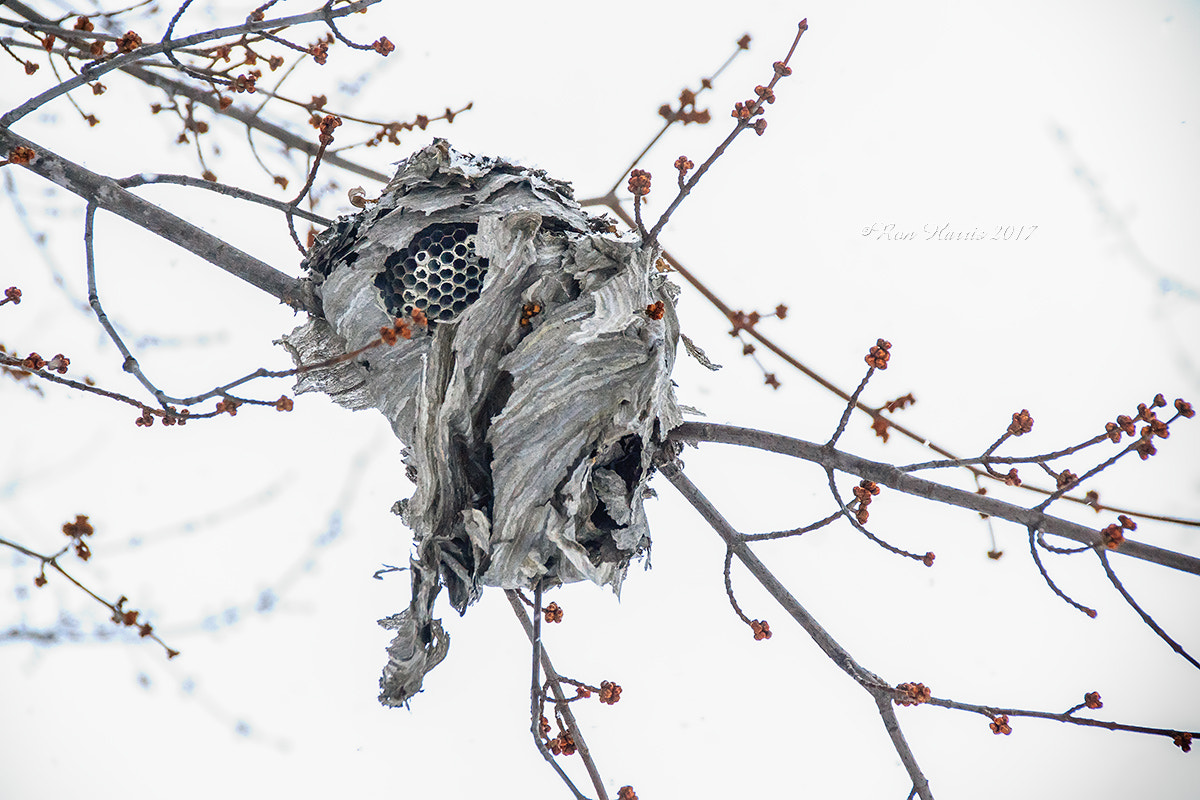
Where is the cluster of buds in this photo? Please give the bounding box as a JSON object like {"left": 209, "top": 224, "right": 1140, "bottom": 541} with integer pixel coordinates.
{"left": 852, "top": 479, "right": 880, "bottom": 524}
{"left": 275, "top": 395, "right": 294, "bottom": 412}
{"left": 62, "top": 514, "right": 94, "bottom": 561}
{"left": 990, "top": 715, "right": 1012, "bottom": 735}
{"left": 230, "top": 73, "right": 257, "bottom": 93}
{"left": 673, "top": 155, "right": 694, "bottom": 180}
{"left": 865, "top": 339, "right": 891, "bottom": 370}
{"left": 547, "top": 729, "right": 576, "bottom": 756}
{"left": 617, "top": 787, "right": 638, "bottom": 800}
{"left": 111, "top": 595, "right": 155, "bottom": 638}
{"left": 519, "top": 302, "right": 542, "bottom": 327}
{"left": 307, "top": 33, "right": 333, "bottom": 65}
{"left": 543, "top": 602, "right": 563, "bottom": 623}
{"left": 316, "top": 114, "right": 342, "bottom": 146}
{"left": 1100, "top": 515, "right": 1137, "bottom": 550}
{"left": 627, "top": 169, "right": 652, "bottom": 198}
{"left": 658, "top": 86, "right": 712, "bottom": 125}
{"left": 894, "top": 682, "right": 932, "bottom": 707}
{"left": 372, "top": 37, "right": 395, "bottom": 56}
{"left": 730, "top": 100, "right": 761, "bottom": 122}
{"left": 1056, "top": 469, "right": 1079, "bottom": 490}
{"left": 1003, "top": 468, "right": 1021, "bottom": 487}
{"left": 1007, "top": 409, "right": 1034, "bottom": 436}
{"left": 1084, "top": 691, "right": 1103, "bottom": 710}
{"left": 115, "top": 30, "right": 142, "bottom": 54}
{"left": 18, "top": 352, "right": 70, "bottom": 374}
{"left": 4, "top": 146, "right": 36, "bottom": 167}
{"left": 749, "top": 619, "right": 772, "bottom": 641}
{"left": 2, "top": 286, "right": 22, "bottom": 305}
{"left": 1104, "top": 395, "right": 1191, "bottom": 460}
{"left": 215, "top": 398, "right": 241, "bottom": 416}
{"left": 729, "top": 309, "right": 761, "bottom": 335}
{"left": 599, "top": 680, "right": 622, "bottom": 704}
{"left": 645, "top": 301, "right": 665, "bottom": 321}
{"left": 1175, "top": 732, "right": 1193, "bottom": 753}
{"left": 380, "top": 310, "right": 428, "bottom": 345}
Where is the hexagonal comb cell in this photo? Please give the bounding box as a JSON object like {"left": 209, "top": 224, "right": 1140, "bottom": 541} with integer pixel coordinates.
{"left": 375, "top": 222, "right": 490, "bottom": 327}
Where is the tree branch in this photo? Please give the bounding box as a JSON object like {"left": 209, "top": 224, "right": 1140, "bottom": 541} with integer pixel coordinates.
{"left": 0, "top": 0, "right": 382, "bottom": 126}
{"left": 0, "top": 126, "right": 316, "bottom": 313}
{"left": 506, "top": 589, "right": 610, "bottom": 800}
{"left": 660, "top": 462, "right": 934, "bottom": 800}
{"left": 669, "top": 421, "right": 1200, "bottom": 577}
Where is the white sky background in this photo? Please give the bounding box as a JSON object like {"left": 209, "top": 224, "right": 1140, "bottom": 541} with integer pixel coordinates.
{"left": 2, "top": 0, "right": 1198, "bottom": 797}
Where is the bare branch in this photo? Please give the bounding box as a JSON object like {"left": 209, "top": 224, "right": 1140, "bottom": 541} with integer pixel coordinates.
{"left": 0, "top": 0, "right": 382, "bottom": 126}
{"left": 0, "top": 126, "right": 315, "bottom": 312}
{"left": 660, "top": 463, "right": 934, "bottom": 800}
{"left": 506, "top": 590, "right": 609, "bottom": 800}
{"left": 669, "top": 421, "right": 1200, "bottom": 576}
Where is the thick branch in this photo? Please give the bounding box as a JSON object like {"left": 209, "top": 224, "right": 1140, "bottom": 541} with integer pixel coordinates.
{"left": 0, "top": 126, "right": 316, "bottom": 313}
{"left": 669, "top": 422, "right": 1200, "bottom": 577}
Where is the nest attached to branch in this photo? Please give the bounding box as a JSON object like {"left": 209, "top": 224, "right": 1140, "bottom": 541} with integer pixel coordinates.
{"left": 280, "top": 140, "right": 683, "bottom": 706}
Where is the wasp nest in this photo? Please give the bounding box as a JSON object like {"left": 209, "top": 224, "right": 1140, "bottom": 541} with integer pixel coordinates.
{"left": 374, "top": 222, "right": 489, "bottom": 326}
{"left": 280, "top": 140, "right": 682, "bottom": 706}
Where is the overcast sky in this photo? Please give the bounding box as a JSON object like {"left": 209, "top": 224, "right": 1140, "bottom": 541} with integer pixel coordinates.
{"left": 2, "top": 1, "right": 1198, "bottom": 798}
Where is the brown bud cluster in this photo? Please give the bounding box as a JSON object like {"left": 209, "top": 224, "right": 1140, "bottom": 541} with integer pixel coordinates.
{"left": 1007, "top": 409, "right": 1034, "bottom": 436}
{"left": 645, "top": 301, "right": 665, "bottom": 320}
{"left": 865, "top": 339, "right": 891, "bottom": 370}
{"left": 894, "top": 682, "right": 931, "bottom": 706}
{"left": 116, "top": 31, "right": 142, "bottom": 53}
{"left": 1084, "top": 691, "right": 1103, "bottom": 710}
{"left": 1100, "top": 515, "right": 1135, "bottom": 550}
{"left": 599, "top": 680, "right": 622, "bottom": 704}
{"left": 1056, "top": 469, "right": 1078, "bottom": 490}
{"left": 548, "top": 730, "right": 576, "bottom": 756}
{"left": 852, "top": 479, "right": 880, "bottom": 524}
{"left": 674, "top": 155, "right": 694, "bottom": 178}
{"left": 5, "top": 147, "right": 36, "bottom": 166}
{"left": 63, "top": 514, "right": 94, "bottom": 561}
{"left": 627, "top": 169, "right": 652, "bottom": 197}
{"left": 317, "top": 114, "right": 342, "bottom": 146}
{"left": 990, "top": 715, "right": 1012, "bottom": 735}
{"left": 519, "top": 302, "right": 542, "bottom": 327}
{"left": 543, "top": 602, "right": 563, "bottom": 623}
{"left": 750, "top": 619, "right": 772, "bottom": 641}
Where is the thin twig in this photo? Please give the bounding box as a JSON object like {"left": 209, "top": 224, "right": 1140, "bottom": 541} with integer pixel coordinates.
{"left": 1, "top": 0, "right": 383, "bottom": 126}
{"left": 1096, "top": 549, "right": 1199, "bottom": 670}
{"left": 643, "top": 20, "right": 808, "bottom": 246}
{"left": 506, "top": 590, "right": 608, "bottom": 800}
{"left": 660, "top": 462, "right": 934, "bottom": 800}
{"left": 0, "top": 126, "right": 315, "bottom": 313}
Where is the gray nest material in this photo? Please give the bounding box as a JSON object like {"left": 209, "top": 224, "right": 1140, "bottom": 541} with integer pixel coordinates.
{"left": 279, "top": 140, "right": 683, "bottom": 706}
